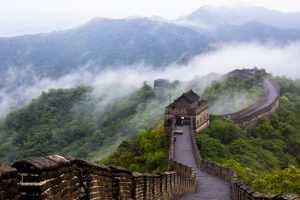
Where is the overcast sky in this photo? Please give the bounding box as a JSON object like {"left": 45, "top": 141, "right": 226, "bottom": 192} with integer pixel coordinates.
{"left": 1, "top": 0, "right": 300, "bottom": 37}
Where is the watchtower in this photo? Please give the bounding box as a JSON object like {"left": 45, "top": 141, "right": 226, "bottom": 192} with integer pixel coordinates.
{"left": 164, "top": 90, "right": 209, "bottom": 132}
{"left": 154, "top": 79, "right": 170, "bottom": 90}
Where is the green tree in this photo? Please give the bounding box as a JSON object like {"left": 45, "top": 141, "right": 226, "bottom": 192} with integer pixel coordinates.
{"left": 100, "top": 124, "right": 169, "bottom": 173}
{"left": 201, "top": 119, "right": 244, "bottom": 144}
{"left": 223, "top": 159, "right": 257, "bottom": 185}
{"left": 196, "top": 134, "right": 230, "bottom": 162}
{"left": 252, "top": 166, "right": 300, "bottom": 194}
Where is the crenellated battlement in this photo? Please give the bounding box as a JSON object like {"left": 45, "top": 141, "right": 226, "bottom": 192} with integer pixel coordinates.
{"left": 0, "top": 154, "right": 196, "bottom": 200}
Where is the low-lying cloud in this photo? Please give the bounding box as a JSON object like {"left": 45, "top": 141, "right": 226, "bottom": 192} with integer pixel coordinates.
{"left": 0, "top": 42, "right": 299, "bottom": 117}
{"left": 192, "top": 42, "right": 300, "bottom": 78}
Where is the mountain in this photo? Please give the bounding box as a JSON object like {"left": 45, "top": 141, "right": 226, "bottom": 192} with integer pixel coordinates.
{"left": 0, "top": 18, "right": 212, "bottom": 78}
{"left": 213, "top": 21, "right": 300, "bottom": 44}
{"left": 0, "top": 5, "right": 300, "bottom": 110}
{"left": 178, "top": 5, "right": 300, "bottom": 45}
{"left": 182, "top": 5, "right": 300, "bottom": 30}
{"left": 1, "top": 7, "right": 300, "bottom": 82}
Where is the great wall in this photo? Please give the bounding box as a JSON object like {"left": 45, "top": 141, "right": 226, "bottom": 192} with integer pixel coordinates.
{"left": 0, "top": 75, "right": 299, "bottom": 200}
{"left": 220, "top": 77, "right": 280, "bottom": 129}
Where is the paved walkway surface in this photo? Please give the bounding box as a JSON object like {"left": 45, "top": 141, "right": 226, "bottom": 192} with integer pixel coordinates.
{"left": 174, "top": 125, "right": 231, "bottom": 200}
{"left": 238, "top": 77, "right": 278, "bottom": 119}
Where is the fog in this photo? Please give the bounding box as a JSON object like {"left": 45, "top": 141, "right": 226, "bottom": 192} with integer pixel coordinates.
{"left": 2, "top": 1, "right": 300, "bottom": 36}
{"left": 0, "top": 42, "right": 299, "bottom": 117}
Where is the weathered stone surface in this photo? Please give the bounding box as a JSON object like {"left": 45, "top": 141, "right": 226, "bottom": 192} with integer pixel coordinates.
{"left": 0, "top": 164, "right": 18, "bottom": 178}
{"left": 0, "top": 164, "right": 19, "bottom": 200}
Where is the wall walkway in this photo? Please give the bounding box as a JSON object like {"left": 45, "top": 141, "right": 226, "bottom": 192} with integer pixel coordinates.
{"left": 220, "top": 77, "right": 280, "bottom": 128}
{"left": 174, "top": 125, "right": 231, "bottom": 200}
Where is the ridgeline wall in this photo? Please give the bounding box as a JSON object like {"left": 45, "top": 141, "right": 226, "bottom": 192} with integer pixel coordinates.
{"left": 220, "top": 77, "right": 280, "bottom": 129}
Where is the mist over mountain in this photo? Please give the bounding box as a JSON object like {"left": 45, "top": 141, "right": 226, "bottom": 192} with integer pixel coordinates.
{"left": 182, "top": 5, "right": 300, "bottom": 30}
{"left": 0, "top": 6, "right": 300, "bottom": 82}
{"left": 179, "top": 5, "right": 300, "bottom": 45}
{"left": 213, "top": 21, "right": 300, "bottom": 44}
{"left": 0, "top": 5, "right": 300, "bottom": 117}
{"left": 0, "top": 18, "right": 212, "bottom": 79}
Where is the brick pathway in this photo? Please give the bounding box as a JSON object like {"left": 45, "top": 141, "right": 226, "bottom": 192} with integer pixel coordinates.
{"left": 174, "top": 125, "right": 231, "bottom": 200}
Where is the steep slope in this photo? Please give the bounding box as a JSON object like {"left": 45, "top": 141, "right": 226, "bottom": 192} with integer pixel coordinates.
{"left": 0, "top": 83, "right": 166, "bottom": 163}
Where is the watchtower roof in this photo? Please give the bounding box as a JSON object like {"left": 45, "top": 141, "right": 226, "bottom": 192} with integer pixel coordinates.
{"left": 174, "top": 90, "right": 200, "bottom": 104}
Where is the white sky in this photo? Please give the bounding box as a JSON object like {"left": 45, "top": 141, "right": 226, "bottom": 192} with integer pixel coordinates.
{"left": 1, "top": 0, "right": 300, "bottom": 36}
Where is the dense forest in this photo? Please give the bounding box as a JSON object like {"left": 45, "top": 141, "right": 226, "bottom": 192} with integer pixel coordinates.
{"left": 0, "top": 69, "right": 267, "bottom": 163}
{"left": 100, "top": 124, "right": 169, "bottom": 173}
{"left": 0, "top": 83, "right": 167, "bottom": 162}
{"left": 197, "top": 76, "right": 300, "bottom": 194}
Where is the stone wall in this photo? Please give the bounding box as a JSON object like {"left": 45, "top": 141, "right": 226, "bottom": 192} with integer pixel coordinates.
{"left": 11, "top": 155, "right": 80, "bottom": 200}
{"left": 231, "top": 182, "right": 300, "bottom": 200}
{"left": 0, "top": 154, "right": 196, "bottom": 200}
{"left": 0, "top": 164, "right": 19, "bottom": 200}
{"left": 219, "top": 92, "right": 268, "bottom": 120}
{"left": 220, "top": 77, "right": 280, "bottom": 129}
{"left": 238, "top": 97, "right": 279, "bottom": 129}
{"left": 74, "top": 158, "right": 113, "bottom": 199}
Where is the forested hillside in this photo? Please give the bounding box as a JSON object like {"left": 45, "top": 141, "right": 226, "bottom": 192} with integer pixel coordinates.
{"left": 100, "top": 124, "right": 169, "bottom": 173}
{"left": 0, "top": 83, "right": 167, "bottom": 162}
{"left": 0, "top": 69, "right": 270, "bottom": 164}
{"left": 197, "top": 77, "right": 300, "bottom": 194}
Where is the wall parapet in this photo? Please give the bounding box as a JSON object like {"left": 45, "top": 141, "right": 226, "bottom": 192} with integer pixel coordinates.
{"left": 0, "top": 164, "right": 19, "bottom": 200}
{"left": 0, "top": 154, "right": 196, "bottom": 200}
{"left": 219, "top": 77, "right": 280, "bottom": 128}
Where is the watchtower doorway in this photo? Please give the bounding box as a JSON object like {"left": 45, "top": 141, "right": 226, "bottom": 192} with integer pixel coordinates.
{"left": 175, "top": 116, "right": 184, "bottom": 126}
{"left": 175, "top": 116, "right": 191, "bottom": 126}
